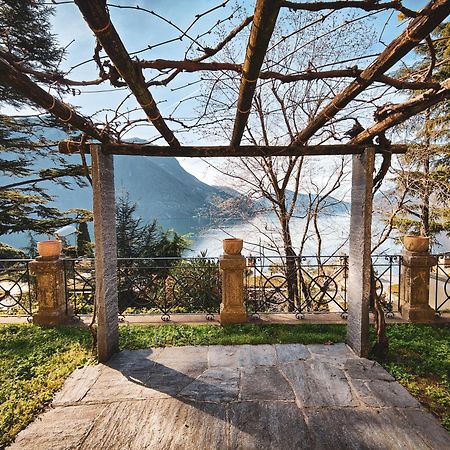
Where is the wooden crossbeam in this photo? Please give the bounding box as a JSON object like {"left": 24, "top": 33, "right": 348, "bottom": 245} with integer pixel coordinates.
{"left": 281, "top": 1, "right": 417, "bottom": 17}
{"left": 138, "top": 59, "right": 439, "bottom": 90}
{"left": 292, "top": 0, "right": 450, "bottom": 145}
{"left": 0, "top": 53, "right": 107, "bottom": 142}
{"left": 59, "top": 141, "right": 407, "bottom": 157}
{"left": 230, "top": 0, "right": 282, "bottom": 148}
{"left": 74, "top": 0, "right": 180, "bottom": 148}
{"left": 351, "top": 79, "right": 450, "bottom": 144}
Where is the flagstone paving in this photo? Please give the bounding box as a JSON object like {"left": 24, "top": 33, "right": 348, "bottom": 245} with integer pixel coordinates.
{"left": 9, "top": 343, "right": 450, "bottom": 450}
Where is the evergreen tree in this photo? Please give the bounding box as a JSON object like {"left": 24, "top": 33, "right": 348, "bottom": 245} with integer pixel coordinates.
{"left": 76, "top": 221, "right": 93, "bottom": 257}
{"left": 115, "top": 194, "right": 189, "bottom": 258}
{"left": 0, "top": 0, "right": 63, "bottom": 106}
{"left": 392, "top": 23, "right": 450, "bottom": 241}
{"left": 0, "top": 1, "right": 90, "bottom": 243}
{"left": 24, "top": 232, "right": 38, "bottom": 258}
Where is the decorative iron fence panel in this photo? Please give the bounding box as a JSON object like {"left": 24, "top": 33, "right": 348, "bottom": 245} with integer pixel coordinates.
{"left": 432, "top": 256, "right": 450, "bottom": 315}
{"left": 245, "top": 254, "right": 402, "bottom": 318}
{"left": 63, "top": 258, "right": 96, "bottom": 315}
{"left": 0, "top": 259, "right": 34, "bottom": 317}
{"left": 64, "top": 257, "right": 221, "bottom": 321}
{"left": 371, "top": 254, "right": 402, "bottom": 317}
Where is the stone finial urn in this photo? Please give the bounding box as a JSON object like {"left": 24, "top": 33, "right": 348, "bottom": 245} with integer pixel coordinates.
{"left": 403, "top": 235, "right": 429, "bottom": 253}
{"left": 223, "top": 238, "right": 243, "bottom": 255}
{"left": 37, "top": 240, "right": 62, "bottom": 259}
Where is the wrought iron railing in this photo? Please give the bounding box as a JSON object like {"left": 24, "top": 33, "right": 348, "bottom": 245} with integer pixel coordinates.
{"left": 0, "top": 259, "right": 34, "bottom": 317}
{"left": 432, "top": 255, "right": 450, "bottom": 315}
{"left": 0, "top": 253, "right": 447, "bottom": 319}
{"left": 64, "top": 257, "right": 221, "bottom": 320}
{"left": 245, "top": 254, "right": 402, "bottom": 319}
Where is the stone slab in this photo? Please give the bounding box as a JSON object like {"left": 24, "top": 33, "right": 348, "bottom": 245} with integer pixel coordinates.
{"left": 280, "top": 359, "right": 358, "bottom": 407}
{"left": 53, "top": 365, "right": 102, "bottom": 406}
{"left": 350, "top": 379, "right": 421, "bottom": 408}
{"left": 229, "top": 401, "right": 313, "bottom": 450}
{"left": 274, "top": 343, "right": 310, "bottom": 363}
{"left": 208, "top": 344, "right": 277, "bottom": 367}
{"left": 307, "top": 342, "right": 356, "bottom": 361}
{"left": 305, "top": 407, "right": 448, "bottom": 450}
{"left": 179, "top": 367, "right": 239, "bottom": 402}
{"left": 151, "top": 345, "right": 209, "bottom": 365}
{"left": 240, "top": 366, "right": 294, "bottom": 401}
{"left": 397, "top": 408, "right": 450, "bottom": 450}
{"left": 343, "top": 358, "right": 395, "bottom": 381}
{"left": 107, "top": 348, "right": 163, "bottom": 370}
{"left": 9, "top": 404, "right": 104, "bottom": 450}
{"left": 80, "top": 399, "right": 227, "bottom": 450}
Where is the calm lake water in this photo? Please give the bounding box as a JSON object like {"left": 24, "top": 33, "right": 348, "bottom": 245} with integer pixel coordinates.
{"left": 4, "top": 212, "right": 449, "bottom": 258}
{"left": 176, "top": 212, "right": 404, "bottom": 258}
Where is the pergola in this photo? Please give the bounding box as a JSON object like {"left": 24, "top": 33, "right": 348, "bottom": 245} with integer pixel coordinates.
{"left": 1, "top": 0, "right": 449, "bottom": 361}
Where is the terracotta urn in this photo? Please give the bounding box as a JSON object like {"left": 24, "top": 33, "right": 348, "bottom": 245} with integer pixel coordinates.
{"left": 223, "top": 238, "right": 243, "bottom": 255}
{"left": 37, "top": 240, "right": 62, "bottom": 259}
{"left": 403, "top": 235, "right": 429, "bottom": 253}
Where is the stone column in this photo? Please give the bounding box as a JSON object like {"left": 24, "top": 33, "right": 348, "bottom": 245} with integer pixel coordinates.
{"left": 91, "top": 145, "right": 119, "bottom": 362}
{"left": 400, "top": 251, "right": 436, "bottom": 322}
{"left": 219, "top": 243, "right": 247, "bottom": 325}
{"left": 347, "top": 148, "right": 375, "bottom": 358}
{"left": 30, "top": 257, "right": 73, "bottom": 325}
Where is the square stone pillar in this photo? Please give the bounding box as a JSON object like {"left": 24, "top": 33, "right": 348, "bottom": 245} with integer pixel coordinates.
{"left": 91, "top": 146, "right": 119, "bottom": 362}
{"left": 30, "top": 257, "right": 74, "bottom": 325}
{"left": 219, "top": 255, "right": 247, "bottom": 324}
{"left": 400, "top": 251, "right": 436, "bottom": 322}
{"left": 347, "top": 148, "right": 375, "bottom": 357}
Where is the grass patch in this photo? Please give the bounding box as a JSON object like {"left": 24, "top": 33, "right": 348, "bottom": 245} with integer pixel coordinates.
{"left": 381, "top": 324, "right": 450, "bottom": 431}
{"left": 0, "top": 325, "right": 94, "bottom": 448}
{"left": 119, "top": 323, "right": 347, "bottom": 349}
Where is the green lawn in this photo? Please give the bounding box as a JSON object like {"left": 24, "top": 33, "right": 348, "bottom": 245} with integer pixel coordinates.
{"left": 0, "top": 325, "right": 94, "bottom": 448}
{"left": 0, "top": 322, "right": 448, "bottom": 447}
{"left": 119, "top": 322, "right": 347, "bottom": 348}
{"left": 378, "top": 324, "right": 450, "bottom": 431}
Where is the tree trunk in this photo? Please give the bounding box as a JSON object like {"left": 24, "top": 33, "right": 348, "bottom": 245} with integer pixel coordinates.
{"left": 280, "top": 209, "right": 298, "bottom": 311}
{"left": 420, "top": 111, "right": 431, "bottom": 237}
{"left": 370, "top": 265, "right": 389, "bottom": 359}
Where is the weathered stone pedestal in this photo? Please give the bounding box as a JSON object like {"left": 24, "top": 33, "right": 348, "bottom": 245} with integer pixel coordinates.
{"left": 29, "top": 257, "right": 73, "bottom": 325}
{"left": 219, "top": 254, "right": 247, "bottom": 325}
{"left": 400, "top": 251, "right": 436, "bottom": 322}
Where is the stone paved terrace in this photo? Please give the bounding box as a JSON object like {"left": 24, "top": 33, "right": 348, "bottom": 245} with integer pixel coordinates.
{"left": 9, "top": 344, "right": 450, "bottom": 450}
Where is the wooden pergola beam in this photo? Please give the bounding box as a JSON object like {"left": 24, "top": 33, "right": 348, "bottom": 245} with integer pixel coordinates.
{"left": 74, "top": 0, "right": 180, "bottom": 148}
{"left": 0, "top": 54, "right": 107, "bottom": 142}
{"left": 230, "top": 0, "right": 282, "bottom": 148}
{"left": 138, "top": 59, "right": 439, "bottom": 90}
{"left": 351, "top": 79, "right": 450, "bottom": 144}
{"left": 282, "top": 0, "right": 417, "bottom": 17}
{"left": 59, "top": 141, "right": 407, "bottom": 157}
{"left": 292, "top": 0, "right": 450, "bottom": 145}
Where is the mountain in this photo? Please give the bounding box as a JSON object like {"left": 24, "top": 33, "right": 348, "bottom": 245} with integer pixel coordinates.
{"left": 114, "top": 156, "right": 232, "bottom": 219}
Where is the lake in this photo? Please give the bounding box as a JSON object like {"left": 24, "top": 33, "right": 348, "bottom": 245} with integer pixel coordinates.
{"left": 3, "top": 211, "right": 449, "bottom": 258}
{"left": 179, "top": 212, "right": 404, "bottom": 257}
